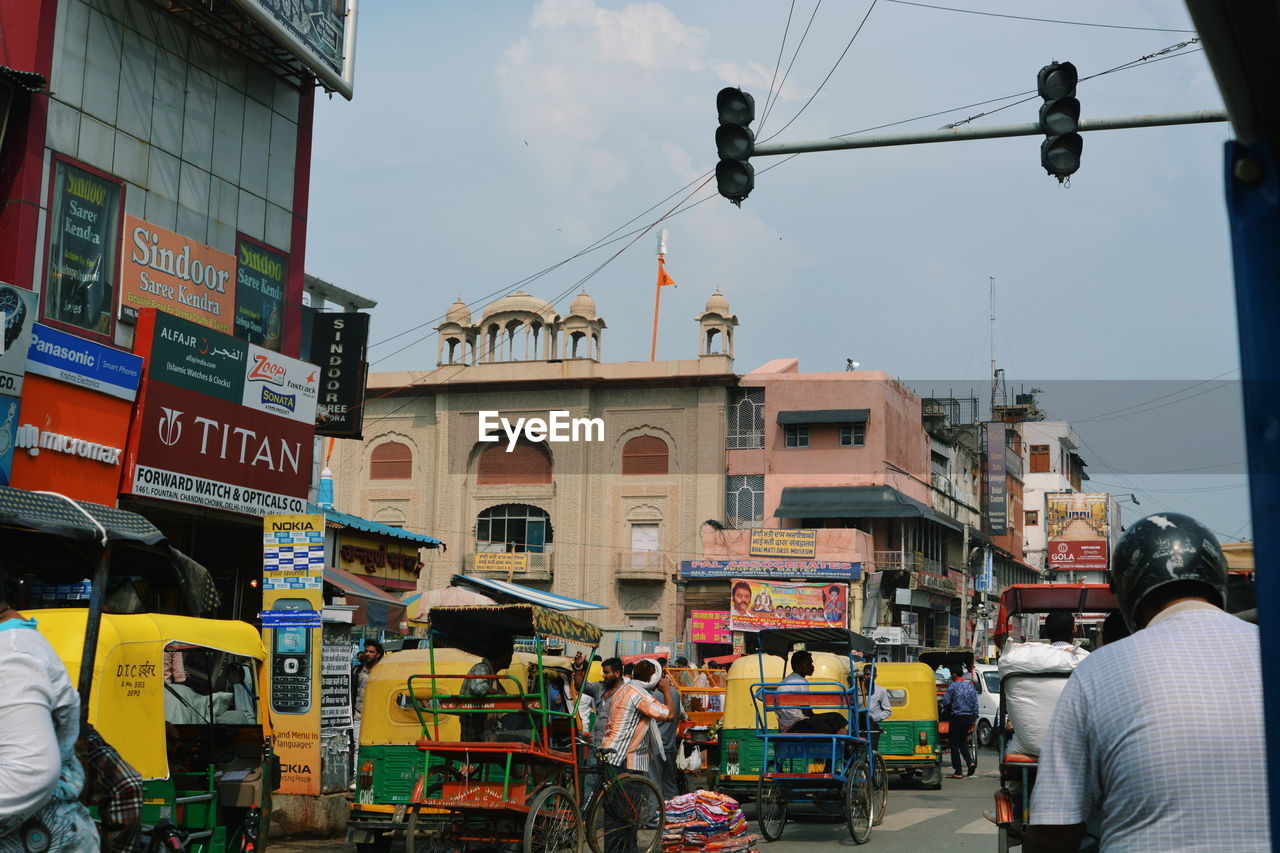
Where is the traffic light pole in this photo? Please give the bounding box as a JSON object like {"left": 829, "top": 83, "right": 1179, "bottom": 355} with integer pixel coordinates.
{"left": 749, "top": 110, "right": 1228, "bottom": 158}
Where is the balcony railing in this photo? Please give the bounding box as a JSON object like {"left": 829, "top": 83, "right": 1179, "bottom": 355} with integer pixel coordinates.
{"left": 872, "top": 551, "right": 945, "bottom": 573}
{"left": 465, "top": 550, "right": 553, "bottom": 581}
{"left": 616, "top": 551, "right": 673, "bottom": 582}
{"left": 726, "top": 430, "right": 765, "bottom": 450}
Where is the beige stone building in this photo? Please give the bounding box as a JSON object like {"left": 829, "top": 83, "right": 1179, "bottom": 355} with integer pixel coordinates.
{"left": 329, "top": 289, "right": 741, "bottom": 641}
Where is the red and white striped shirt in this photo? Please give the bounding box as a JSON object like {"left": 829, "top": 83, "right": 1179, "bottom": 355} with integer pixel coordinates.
{"left": 600, "top": 681, "right": 671, "bottom": 771}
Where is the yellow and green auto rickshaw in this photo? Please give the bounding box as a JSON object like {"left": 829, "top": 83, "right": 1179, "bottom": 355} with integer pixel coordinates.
{"left": 874, "top": 662, "right": 943, "bottom": 789}
{"left": 716, "top": 651, "right": 852, "bottom": 798}
{"left": 31, "top": 609, "right": 278, "bottom": 853}
{"left": 348, "top": 649, "right": 602, "bottom": 852}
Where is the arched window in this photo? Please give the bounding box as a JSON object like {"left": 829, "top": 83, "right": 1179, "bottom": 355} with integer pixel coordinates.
{"left": 622, "top": 435, "right": 669, "bottom": 475}
{"left": 476, "top": 504, "right": 553, "bottom": 553}
{"left": 370, "top": 441, "right": 412, "bottom": 480}
{"left": 477, "top": 440, "right": 552, "bottom": 485}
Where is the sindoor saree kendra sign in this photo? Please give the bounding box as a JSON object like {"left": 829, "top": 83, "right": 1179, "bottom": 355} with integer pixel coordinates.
{"left": 119, "top": 215, "right": 236, "bottom": 333}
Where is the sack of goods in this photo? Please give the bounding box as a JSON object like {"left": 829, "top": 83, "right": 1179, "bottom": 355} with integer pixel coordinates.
{"left": 662, "top": 791, "right": 757, "bottom": 853}
{"left": 998, "top": 641, "right": 1089, "bottom": 756}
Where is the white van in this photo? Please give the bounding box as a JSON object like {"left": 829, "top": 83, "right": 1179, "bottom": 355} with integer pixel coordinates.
{"left": 974, "top": 663, "right": 1001, "bottom": 746}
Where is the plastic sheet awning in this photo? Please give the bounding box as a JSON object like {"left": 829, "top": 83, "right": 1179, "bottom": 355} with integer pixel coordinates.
{"left": 324, "top": 566, "right": 406, "bottom": 630}
{"left": 450, "top": 574, "right": 608, "bottom": 611}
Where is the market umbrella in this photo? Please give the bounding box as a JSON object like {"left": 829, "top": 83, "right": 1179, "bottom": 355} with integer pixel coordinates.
{"left": 412, "top": 584, "right": 497, "bottom": 622}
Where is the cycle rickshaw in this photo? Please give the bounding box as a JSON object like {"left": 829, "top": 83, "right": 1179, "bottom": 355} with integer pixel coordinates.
{"left": 750, "top": 628, "right": 883, "bottom": 844}
{"left": 403, "top": 598, "right": 661, "bottom": 853}
{"left": 989, "top": 584, "right": 1117, "bottom": 852}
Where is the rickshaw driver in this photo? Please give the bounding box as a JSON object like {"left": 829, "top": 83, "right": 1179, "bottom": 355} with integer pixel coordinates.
{"left": 856, "top": 665, "right": 892, "bottom": 751}
{"left": 776, "top": 651, "right": 846, "bottom": 735}
{"left": 1024, "top": 514, "right": 1268, "bottom": 853}
{"left": 460, "top": 637, "right": 517, "bottom": 741}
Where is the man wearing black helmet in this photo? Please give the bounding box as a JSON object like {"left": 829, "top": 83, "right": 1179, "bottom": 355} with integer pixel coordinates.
{"left": 1025, "top": 513, "right": 1267, "bottom": 852}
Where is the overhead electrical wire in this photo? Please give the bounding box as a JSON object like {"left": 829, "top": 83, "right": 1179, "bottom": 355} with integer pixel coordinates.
{"left": 757, "top": 0, "right": 799, "bottom": 137}
{"left": 882, "top": 0, "right": 1197, "bottom": 34}
{"left": 758, "top": 1, "right": 824, "bottom": 135}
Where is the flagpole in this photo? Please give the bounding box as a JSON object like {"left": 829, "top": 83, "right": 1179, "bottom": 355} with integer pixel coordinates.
{"left": 651, "top": 229, "right": 669, "bottom": 361}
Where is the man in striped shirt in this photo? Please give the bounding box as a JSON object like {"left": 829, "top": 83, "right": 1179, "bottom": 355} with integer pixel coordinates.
{"left": 591, "top": 658, "right": 674, "bottom": 772}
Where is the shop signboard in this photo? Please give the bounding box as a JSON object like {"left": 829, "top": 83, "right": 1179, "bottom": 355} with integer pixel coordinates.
{"left": 262, "top": 514, "right": 325, "bottom": 795}
{"left": 749, "top": 528, "right": 817, "bottom": 559}
{"left": 43, "top": 161, "right": 121, "bottom": 337}
{"left": 909, "top": 570, "right": 959, "bottom": 597}
{"left": 679, "top": 559, "right": 861, "bottom": 580}
{"left": 234, "top": 237, "right": 287, "bottom": 349}
{"left": 127, "top": 380, "right": 312, "bottom": 516}
{"left": 119, "top": 215, "right": 237, "bottom": 334}
{"left": 869, "top": 626, "right": 904, "bottom": 646}
{"left": 0, "top": 284, "right": 37, "bottom": 396}
{"left": 321, "top": 637, "right": 352, "bottom": 728}
{"left": 1046, "top": 492, "right": 1111, "bottom": 571}
{"left": 146, "top": 311, "right": 247, "bottom": 403}
{"left": 986, "top": 422, "right": 1008, "bottom": 535}
{"left": 949, "top": 616, "right": 961, "bottom": 647}
{"left": 309, "top": 312, "right": 369, "bottom": 438}
{"left": 0, "top": 395, "right": 18, "bottom": 487}
{"left": 26, "top": 323, "right": 143, "bottom": 400}
{"left": 243, "top": 343, "right": 319, "bottom": 425}
{"left": 10, "top": 374, "right": 135, "bottom": 505}
{"left": 728, "top": 579, "right": 849, "bottom": 633}
{"left": 690, "top": 610, "right": 731, "bottom": 644}
{"left": 474, "top": 552, "right": 529, "bottom": 573}
{"left": 338, "top": 534, "right": 423, "bottom": 591}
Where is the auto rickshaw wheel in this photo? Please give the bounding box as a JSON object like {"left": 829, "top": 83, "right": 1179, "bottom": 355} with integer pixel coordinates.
{"left": 524, "top": 785, "right": 582, "bottom": 853}
{"left": 755, "top": 779, "right": 787, "bottom": 842}
{"left": 844, "top": 762, "right": 873, "bottom": 845}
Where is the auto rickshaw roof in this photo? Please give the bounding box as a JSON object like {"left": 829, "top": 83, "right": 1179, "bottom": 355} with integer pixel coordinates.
{"left": 999, "top": 583, "right": 1118, "bottom": 616}
{"left": 756, "top": 627, "right": 877, "bottom": 658}
{"left": 428, "top": 603, "right": 603, "bottom": 654}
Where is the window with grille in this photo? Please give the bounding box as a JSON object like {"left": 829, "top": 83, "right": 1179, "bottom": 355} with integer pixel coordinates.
{"left": 784, "top": 424, "right": 809, "bottom": 448}
{"left": 727, "top": 388, "right": 764, "bottom": 449}
{"left": 477, "top": 441, "right": 553, "bottom": 484}
{"left": 1030, "top": 444, "right": 1050, "bottom": 473}
{"left": 622, "top": 435, "right": 669, "bottom": 475}
{"left": 1025, "top": 510, "right": 1039, "bottom": 526}
{"left": 840, "top": 423, "right": 866, "bottom": 447}
{"left": 370, "top": 441, "right": 413, "bottom": 479}
{"left": 726, "top": 475, "right": 765, "bottom": 528}
{"left": 475, "top": 504, "right": 553, "bottom": 553}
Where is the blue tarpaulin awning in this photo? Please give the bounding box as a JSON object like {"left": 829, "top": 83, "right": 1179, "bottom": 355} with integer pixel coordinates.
{"left": 450, "top": 575, "right": 607, "bottom": 611}
{"left": 309, "top": 503, "right": 443, "bottom": 547}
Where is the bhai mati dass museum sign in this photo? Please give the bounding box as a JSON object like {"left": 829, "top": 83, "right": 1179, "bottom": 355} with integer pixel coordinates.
{"left": 121, "top": 309, "right": 318, "bottom": 516}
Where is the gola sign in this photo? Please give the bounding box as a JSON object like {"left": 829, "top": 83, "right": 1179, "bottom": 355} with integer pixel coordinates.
{"left": 125, "top": 380, "right": 313, "bottom": 515}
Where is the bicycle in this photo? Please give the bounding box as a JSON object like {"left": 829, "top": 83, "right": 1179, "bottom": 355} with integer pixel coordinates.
{"left": 579, "top": 741, "right": 665, "bottom": 853}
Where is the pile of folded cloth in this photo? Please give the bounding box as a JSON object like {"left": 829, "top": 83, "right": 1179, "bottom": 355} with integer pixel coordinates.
{"left": 662, "top": 791, "right": 757, "bottom": 853}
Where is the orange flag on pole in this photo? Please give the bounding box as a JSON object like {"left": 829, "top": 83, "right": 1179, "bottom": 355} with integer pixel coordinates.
{"left": 658, "top": 257, "right": 677, "bottom": 288}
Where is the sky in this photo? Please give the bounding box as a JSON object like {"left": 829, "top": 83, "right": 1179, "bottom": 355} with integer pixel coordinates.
{"left": 305, "top": 0, "right": 1251, "bottom": 541}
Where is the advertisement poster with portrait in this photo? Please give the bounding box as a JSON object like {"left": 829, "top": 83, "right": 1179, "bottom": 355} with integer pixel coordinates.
{"left": 728, "top": 579, "right": 849, "bottom": 633}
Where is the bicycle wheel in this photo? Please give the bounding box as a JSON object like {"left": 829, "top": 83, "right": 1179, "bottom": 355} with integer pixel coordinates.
{"left": 844, "top": 762, "right": 873, "bottom": 845}
{"left": 755, "top": 779, "right": 788, "bottom": 842}
{"left": 585, "top": 774, "right": 663, "bottom": 853}
{"left": 870, "top": 752, "right": 888, "bottom": 827}
{"left": 406, "top": 804, "right": 446, "bottom": 853}
{"left": 525, "top": 785, "right": 583, "bottom": 853}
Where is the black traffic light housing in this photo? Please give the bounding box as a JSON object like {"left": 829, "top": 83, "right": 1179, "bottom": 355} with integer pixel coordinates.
{"left": 1037, "top": 62, "right": 1082, "bottom": 182}
{"left": 716, "top": 87, "right": 756, "bottom": 205}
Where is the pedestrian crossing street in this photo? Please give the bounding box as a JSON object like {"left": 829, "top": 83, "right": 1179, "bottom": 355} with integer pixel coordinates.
{"left": 875, "top": 807, "right": 995, "bottom": 835}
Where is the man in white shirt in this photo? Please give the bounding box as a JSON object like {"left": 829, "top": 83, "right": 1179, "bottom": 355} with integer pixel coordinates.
{"left": 776, "top": 652, "right": 846, "bottom": 735}
{"left": 1026, "top": 513, "right": 1267, "bottom": 853}
{"left": 857, "top": 665, "right": 892, "bottom": 751}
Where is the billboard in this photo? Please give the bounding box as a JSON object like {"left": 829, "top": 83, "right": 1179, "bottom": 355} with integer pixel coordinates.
{"left": 0, "top": 284, "right": 37, "bottom": 396}
{"left": 26, "top": 322, "right": 143, "bottom": 400}
{"left": 231, "top": 0, "right": 356, "bottom": 98}
{"left": 120, "top": 216, "right": 237, "bottom": 334}
{"left": 680, "top": 559, "right": 861, "bottom": 580}
{"left": 690, "top": 610, "right": 730, "bottom": 644}
{"left": 43, "top": 161, "right": 121, "bottom": 338}
{"left": 986, "top": 422, "right": 1008, "bottom": 535}
{"left": 1046, "top": 493, "right": 1111, "bottom": 571}
{"left": 234, "top": 237, "right": 288, "bottom": 349}
{"left": 749, "top": 528, "right": 817, "bottom": 558}
{"left": 728, "top": 579, "right": 849, "bottom": 633}
{"left": 309, "top": 312, "right": 369, "bottom": 438}
{"left": 262, "top": 514, "right": 325, "bottom": 795}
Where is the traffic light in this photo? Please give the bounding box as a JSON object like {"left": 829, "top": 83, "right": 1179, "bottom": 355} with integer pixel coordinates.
{"left": 715, "top": 87, "right": 755, "bottom": 205}
{"left": 1037, "top": 61, "right": 1082, "bottom": 182}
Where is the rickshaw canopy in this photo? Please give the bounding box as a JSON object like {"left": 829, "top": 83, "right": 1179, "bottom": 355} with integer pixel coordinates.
{"left": 29, "top": 610, "right": 267, "bottom": 781}
{"left": 756, "top": 627, "right": 877, "bottom": 658}
{"left": 994, "top": 583, "right": 1119, "bottom": 646}
{"left": 428, "top": 603, "right": 603, "bottom": 654}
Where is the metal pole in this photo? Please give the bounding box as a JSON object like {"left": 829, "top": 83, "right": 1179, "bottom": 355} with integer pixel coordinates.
{"left": 751, "top": 111, "right": 1229, "bottom": 158}
{"left": 959, "top": 524, "right": 970, "bottom": 647}
{"left": 1224, "top": 138, "right": 1280, "bottom": 836}
{"left": 78, "top": 545, "right": 113, "bottom": 725}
